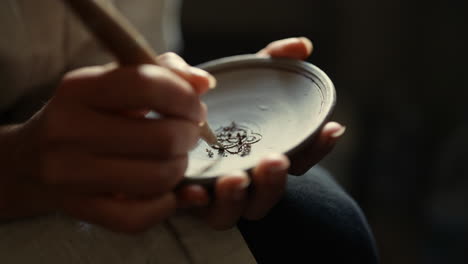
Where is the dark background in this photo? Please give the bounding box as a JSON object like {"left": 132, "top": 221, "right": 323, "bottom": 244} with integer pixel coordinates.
{"left": 180, "top": 1, "right": 468, "bottom": 263}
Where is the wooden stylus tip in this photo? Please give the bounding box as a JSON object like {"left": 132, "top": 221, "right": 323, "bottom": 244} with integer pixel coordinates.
{"left": 200, "top": 122, "right": 220, "bottom": 146}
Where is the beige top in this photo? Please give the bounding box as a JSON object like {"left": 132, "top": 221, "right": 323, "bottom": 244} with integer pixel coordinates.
{"left": 0, "top": 0, "right": 182, "bottom": 121}
{"left": 0, "top": 1, "right": 255, "bottom": 263}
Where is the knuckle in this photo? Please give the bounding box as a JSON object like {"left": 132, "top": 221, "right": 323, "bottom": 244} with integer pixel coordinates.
{"left": 133, "top": 65, "right": 162, "bottom": 89}
{"left": 159, "top": 130, "right": 181, "bottom": 156}
{"left": 135, "top": 65, "right": 192, "bottom": 95}
{"left": 123, "top": 65, "right": 172, "bottom": 94}
{"left": 157, "top": 52, "right": 180, "bottom": 62}
{"left": 161, "top": 80, "right": 196, "bottom": 104}
{"left": 59, "top": 66, "right": 106, "bottom": 95}
{"left": 180, "top": 93, "right": 200, "bottom": 109}
{"left": 133, "top": 65, "right": 199, "bottom": 120}
{"left": 171, "top": 95, "right": 201, "bottom": 121}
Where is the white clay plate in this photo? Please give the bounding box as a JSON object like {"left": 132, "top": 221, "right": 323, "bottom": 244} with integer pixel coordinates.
{"left": 183, "top": 55, "right": 335, "bottom": 185}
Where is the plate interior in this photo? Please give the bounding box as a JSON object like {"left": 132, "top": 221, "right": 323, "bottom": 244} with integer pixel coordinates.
{"left": 185, "top": 59, "right": 330, "bottom": 179}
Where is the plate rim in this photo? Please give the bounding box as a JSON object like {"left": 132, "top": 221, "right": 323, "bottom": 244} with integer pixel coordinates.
{"left": 181, "top": 54, "right": 336, "bottom": 185}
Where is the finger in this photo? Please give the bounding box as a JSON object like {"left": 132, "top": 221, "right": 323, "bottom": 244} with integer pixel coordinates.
{"left": 63, "top": 63, "right": 114, "bottom": 80}
{"left": 307, "top": 121, "right": 346, "bottom": 165}
{"left": 243, "top": 153, "right": 289, "bottom": 220}
{"left": 257, "top": 37, "right": 313, "bottom": 60}
{"left": 289, "top": 121, "right": 346, "bottom": 175}
{"left": 62, "top": 193, "right": 177, "bottom": 233}
{"left": 61, "top": 65, "right": 204, "bottom": 123}
{"left": 42, "top": 152, "right": 187, "bottom": 195}
{"left": 47, "top": 108, "right": 202, "bottom": 157}
{"left": 156, "top": 52, "right": 216, "bottom": 94}
{"left": 176, "top": 185, "right": 211, "bottom": 208}
{"left": 204, "top": 171, "right": 250, "bottom": 230}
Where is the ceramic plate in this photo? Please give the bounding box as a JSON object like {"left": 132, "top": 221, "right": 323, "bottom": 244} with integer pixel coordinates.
{"left": 182, "top": 55, "right": 335, "bottom": 185}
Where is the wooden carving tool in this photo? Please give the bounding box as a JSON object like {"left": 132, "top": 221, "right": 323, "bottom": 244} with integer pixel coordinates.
{"left": 62, "top": 0, "right": 220, "bottom": 146}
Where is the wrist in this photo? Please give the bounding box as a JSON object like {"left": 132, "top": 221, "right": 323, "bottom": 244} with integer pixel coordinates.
{"left": 0, "top": 123, "right": 38, "bottom": 181}
{"left": 0, "top": 122, "right": 54, "bottom": 219}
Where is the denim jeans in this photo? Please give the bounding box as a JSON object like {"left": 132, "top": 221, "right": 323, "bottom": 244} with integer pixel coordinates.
{"left": 238, "top": 166, "right": 379, "bottom": 264}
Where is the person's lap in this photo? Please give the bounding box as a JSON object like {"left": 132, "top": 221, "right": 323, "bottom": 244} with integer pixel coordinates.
{"left": 0, "top": 166, "right": 378, "bottom": 263}
{"left": 238, "top": 166, "right": 379, "bottom": 264}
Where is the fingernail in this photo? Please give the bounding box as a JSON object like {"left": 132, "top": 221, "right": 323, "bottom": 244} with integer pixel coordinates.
{"left": 298, "top": 37, "right": 313, "bottom": 54}
{"left": 230, "top": 171, "right": 251, "bottom": 189}
{"left": 261, "top": 154, "right": 289, "bottom": 185}
{"left": 256, "top": 50, "right": 270, "bottom": 58}
{"left": 207, "top": 75, "right": 217, "bottom": 89}
{"left": 188, "top": 66, "right": 209, "bottom": 77}
{"left": 189, "top": 67, "right": 217, "bottom": 89}
{"left": 331, "top": 126, "right": 347, "bottom": 138}
{"left": 231, "top": 173, "right": 251, "bottom": 201}
{"left": 103, "top": 62, "right": 117, "bottom": 70}
{"left": 265, "top": 153, "right": 289, "bottom": 172}
{"left": 237, "top": 175, "right": 251, "bottom": 190}
{"left": 139, "top": 64, "right": 159, "bottom": 77}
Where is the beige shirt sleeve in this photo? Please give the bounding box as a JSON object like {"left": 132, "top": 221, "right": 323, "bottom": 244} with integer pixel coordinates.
{"left": 0, "top": 0, "right": 181, "bottom": 119}
{"left": 65, "top": 0, "right": 184, "bottom": 70}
